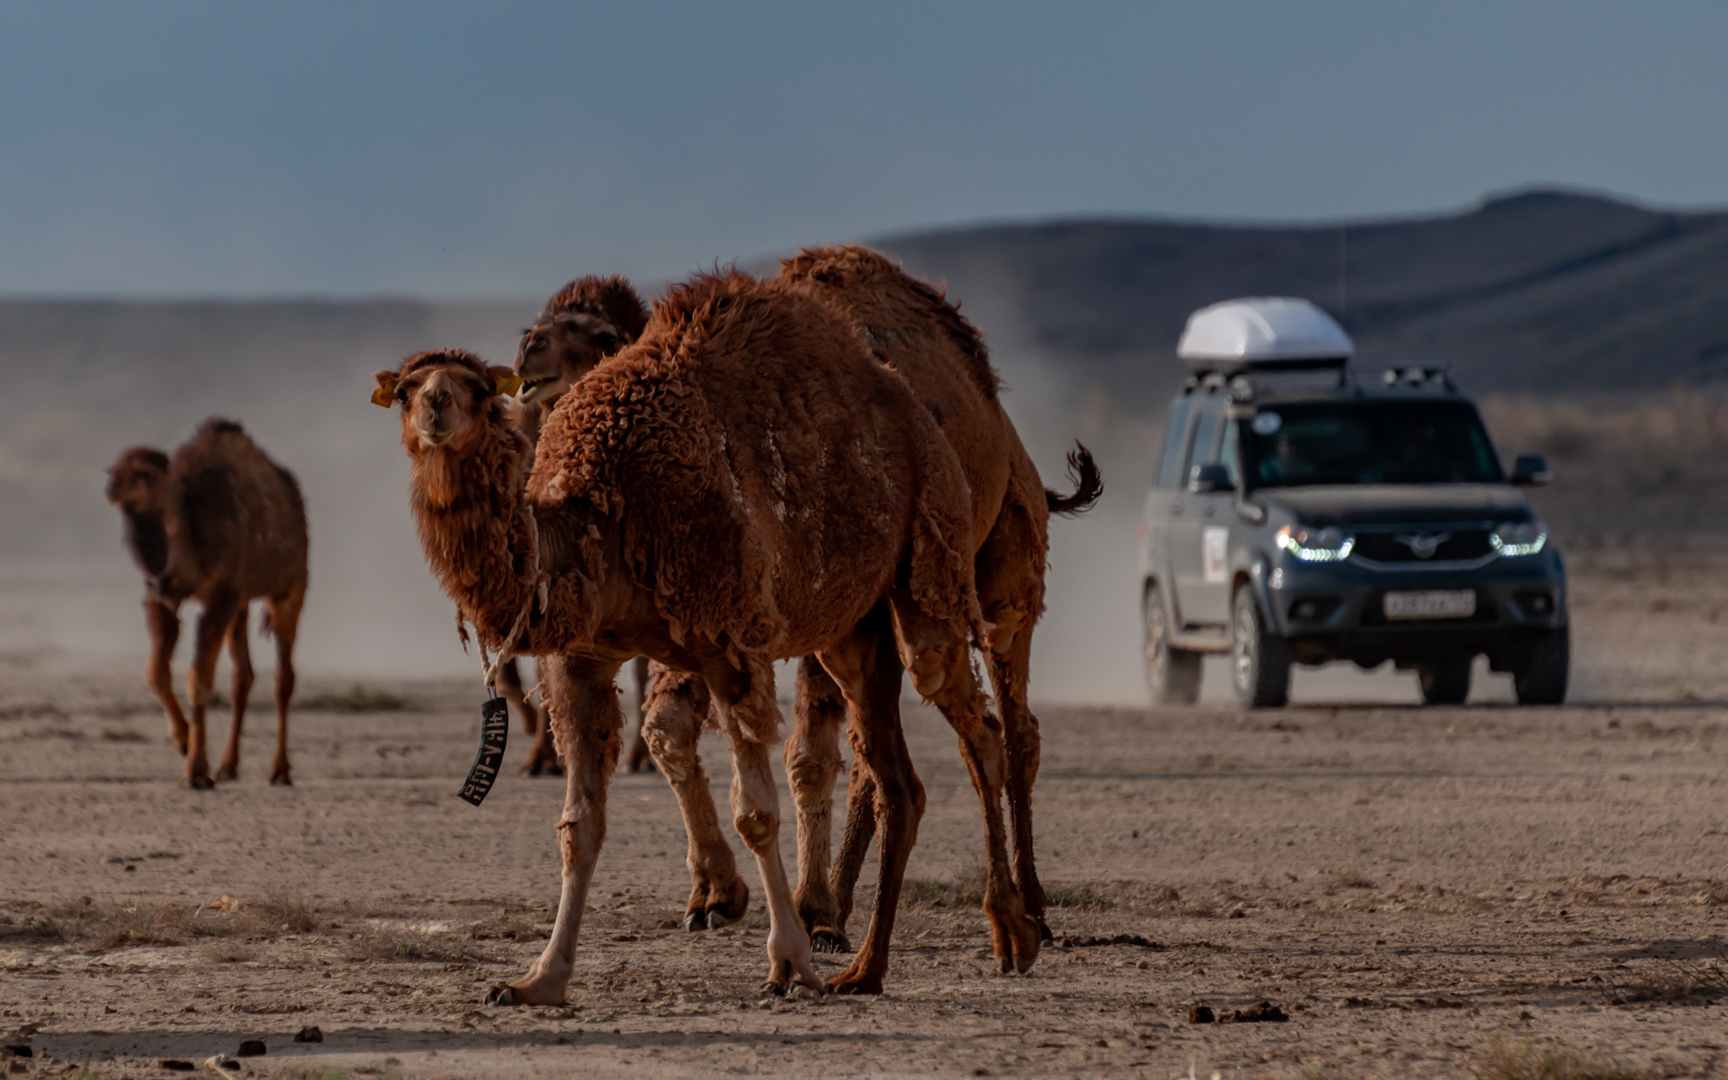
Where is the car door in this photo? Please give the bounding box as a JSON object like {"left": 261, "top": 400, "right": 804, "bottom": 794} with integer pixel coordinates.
{"left": 1170, "top": 408, "right": 1231, "bottom": 627}
{"left": 1143, "top": 402, "right": 1192, "bottom": 593}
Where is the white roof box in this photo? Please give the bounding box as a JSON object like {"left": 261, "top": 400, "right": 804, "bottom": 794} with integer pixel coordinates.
{"left": 1177, "top": 297, "right": 1353, "bottom": 374}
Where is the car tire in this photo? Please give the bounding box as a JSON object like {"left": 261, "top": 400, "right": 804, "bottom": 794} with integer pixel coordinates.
{"left": 1231, "top": 585, "right": 1290, "bottom": 708}
{"left": 1514, "top": 627, "right": 1569, "bottom": 705}
{"left": 1417, "top": 660, "right": 1471, "bottom": 705}
{"left": 1144, "top": 582, "right": 1202, "bottom": 705}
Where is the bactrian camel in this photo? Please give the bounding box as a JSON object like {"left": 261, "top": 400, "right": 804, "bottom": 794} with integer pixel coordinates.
{"left": 485, "top": 276, "right": 656, "bottom": 776}
{"left": 621, "top": 246, "right": 1100, "bottom": 968}
{"left": 105, "top": 420, "right": 308, "bottom": 788}
{"left": 375, "top": 271, "right": 1011, "bottom": 999}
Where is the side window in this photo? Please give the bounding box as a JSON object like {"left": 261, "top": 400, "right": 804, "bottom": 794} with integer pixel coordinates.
{"left": 1155, "top": 407, "right": 1192, "bottom": 489}
{"left": 1184, "top": 411, "right": 1223, "bottom": 485}
{"left": 1219, "top": 418, "right": 1242, "bottom": 489}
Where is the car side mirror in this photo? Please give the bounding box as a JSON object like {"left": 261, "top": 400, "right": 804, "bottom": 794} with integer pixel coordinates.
{"left": 1510, "top": 454, "right": 1551, "bottom": 487}
{"left": 1188, "top": 463, "right": 1235, "bottom": 494}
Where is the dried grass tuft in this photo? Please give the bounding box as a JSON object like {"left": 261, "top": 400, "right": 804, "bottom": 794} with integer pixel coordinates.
{"left": 1476, "top": 1039, "right": 1646, "bottom": 1080}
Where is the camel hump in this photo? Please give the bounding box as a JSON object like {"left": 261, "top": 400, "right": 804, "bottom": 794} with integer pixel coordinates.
{"left": 1045, "top": 442, "right": 1103, "bottom": 516}
{"left": 779, "top": 244, "right": 1000, "bottom": 401}
{"left": 542, "top": 275, "right": 650, "bottom": 343}
{"left": 166, "top": 417, "right": 308, "bottom": 590}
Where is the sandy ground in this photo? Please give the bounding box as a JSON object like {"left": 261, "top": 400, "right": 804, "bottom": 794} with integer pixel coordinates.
{"left": 1, "top": 561, "right": 1726, "bottom": 1079}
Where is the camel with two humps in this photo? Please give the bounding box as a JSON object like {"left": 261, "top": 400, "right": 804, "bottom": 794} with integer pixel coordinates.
{"left": 622, "top": 246, "right": 1100, "bottom": 972}
{"left": 105, "top": 420, "right": 308, "bottom": 788}
{"left": 375, "top": 271, "right": 996, "bottom": 1000}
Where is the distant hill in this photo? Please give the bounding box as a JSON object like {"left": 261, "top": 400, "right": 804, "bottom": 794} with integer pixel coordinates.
{"left": 879, "top": 189, "right": 1728, "bottom": 414}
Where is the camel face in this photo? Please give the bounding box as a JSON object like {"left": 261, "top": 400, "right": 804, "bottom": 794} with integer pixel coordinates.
{"left": 105, "top": 447, "right": 170, "bottom": 514}
{"left": 514, "top": 311, "right": 619, "bottom": 409}
{"left": 376, "top": 364, "right": 494, "bottom": 454}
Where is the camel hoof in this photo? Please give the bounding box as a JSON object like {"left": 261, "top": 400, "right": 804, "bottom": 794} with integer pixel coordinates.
{"left": 485, "top": 984, "right": 517, "bottom": 1006}
{"left": 682, "top": 911, "right": 706, "bottom": 933}
{"left": 627, "top": 756, "right": 656, "bottom": 775}
{"left": 183, "top": 776, "right": 215, "bottom": 791}
{"left": 758, "top": 979, "right": 789, "bottom": 997}
{"left": 809, "top": 929, "right": 851, "bottom": 954}
{"left": 216, "top": 768, "right": 238, "bottom": 783}
{"left": 270, "top": 773, "right": 292, "bottom": 787}
{"left": 826, "top": 973, "right": 883, "bottom": 995}
{"left": 705, "top": 906, "right": 741, "bottom": 931}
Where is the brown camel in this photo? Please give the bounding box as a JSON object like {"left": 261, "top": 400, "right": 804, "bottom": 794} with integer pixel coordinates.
{"left": 105, "top": 420, "right": 308, "bottom": 788}
{"left": 374, "top": 270, "right": 1016, "bottom": 1000}
{"left": 632, "top": 246, "right": 1101, "bottom": 968}
{"left": 498, "top": 276, "right": 657, "bottom": 776}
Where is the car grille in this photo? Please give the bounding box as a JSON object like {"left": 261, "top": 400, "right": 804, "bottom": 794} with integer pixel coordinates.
{"left": 1352, "top": 529, "right": 1494, "bottom": 563}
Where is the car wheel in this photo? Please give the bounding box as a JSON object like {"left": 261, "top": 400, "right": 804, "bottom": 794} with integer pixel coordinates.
{"left": 1231, "top": 586, "right": 1290, "bottom": 708}
{"left": 1144, "top": 582, "right": 1202, "bottom": 705}
{"left": 1417, "top": 660, "right": 1471, "bottom": 705}
{"left": 1514, "top": 627, "right": 1569, "bottom": 705}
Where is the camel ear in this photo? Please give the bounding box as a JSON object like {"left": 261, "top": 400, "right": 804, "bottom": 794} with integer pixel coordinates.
{"left": 372, "top": 371, "right": 399, "bottom": 408}
{"left": 489, "top": 366, "right": 523, "bottom": 399}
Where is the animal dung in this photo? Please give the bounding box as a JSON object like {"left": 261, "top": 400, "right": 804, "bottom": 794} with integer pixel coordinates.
{"left": 293, "top": 1026, "right": 323, "bottom": 1043}
{"left": 1187, "top": 1005, "right": 1215, "bottom": 1023}
{"left": 236, "top": 1040, "right": 267, "bottom": 1057}
{"left": 1221, "top": 1001, "right": 1289, "bottom": 1023}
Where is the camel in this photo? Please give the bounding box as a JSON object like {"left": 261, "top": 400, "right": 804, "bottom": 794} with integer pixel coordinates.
{"left": 105, "top": 420, "right": 308, "bottom": 788}
{"left": 374, "top": 270, "right": 1023, "bottom": 1000}
{"left": 625, "top": 246, "right": 1101, "bottom": 964}
{"left": 498, "top": 277, "right": 657, "bottom": 776}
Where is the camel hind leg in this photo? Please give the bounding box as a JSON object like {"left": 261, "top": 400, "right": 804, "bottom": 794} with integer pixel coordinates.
{"left": 639, "top": 664, "right": 747, "bottom": 931}
{"left": 818, "top": 601, "right": 924, "bottom": 995}
{"left": 143, "top": 594, "right": 188, "bottom": 753}
{"left": 626, "top": 655, "right": 655, "bottom": 773}
{"left": 182, "top": 588, "right": 240, "bottom": 789}
{"left": 215, "top": 603, "right": 254, "bottom": 782}
{"left": 500, "top": 659, "right": 562, "bottom": 777}
{"left": 784, "top": 655, "right": 850, "bottom": 952}
{"left": 891, "top": 585, "right": 1040, "bottom": 976}
{"left": 263, "top": 584, "right": 303, "bottom": 786}
{"left": 976, "top": 491, "right": 1053, "bottom": 942}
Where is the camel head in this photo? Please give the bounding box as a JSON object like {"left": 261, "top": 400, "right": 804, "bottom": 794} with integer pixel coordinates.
{"left": 373, "top": 350, "right": 522, "bottom": 455}
{"left": 105, "top": 447, "right": 170, "bottom": 514}
{"left": 513, "top": 310, "right": 621, "bottom": 409}
{"left": 513, "top": 276, "right": 648, "bottom": 410}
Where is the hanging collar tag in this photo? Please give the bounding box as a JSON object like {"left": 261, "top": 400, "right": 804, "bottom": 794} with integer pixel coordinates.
{"left": 457, "top": 696, "right": 511, "bottom": 806}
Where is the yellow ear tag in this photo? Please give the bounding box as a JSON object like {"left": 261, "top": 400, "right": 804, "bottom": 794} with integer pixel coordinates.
{"left": 370, "top": 386, "right": 396, "bottom": 408}
{"left": 495, "top": 373, "right": 523, "bottom": 398}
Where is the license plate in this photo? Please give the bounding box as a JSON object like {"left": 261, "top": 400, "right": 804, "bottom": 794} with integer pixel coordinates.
{"left": 1383, "top": 589, "right": 1476, "bottom": 620}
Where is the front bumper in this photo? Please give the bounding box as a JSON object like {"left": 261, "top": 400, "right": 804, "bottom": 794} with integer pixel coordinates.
{"left": 1265, "top": 548, "right": 1566, "bottom": 668}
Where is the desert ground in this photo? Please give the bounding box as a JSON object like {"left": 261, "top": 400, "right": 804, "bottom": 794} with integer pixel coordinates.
{"left": 1, "top": 557, "right": 1725, "bottom": 1080}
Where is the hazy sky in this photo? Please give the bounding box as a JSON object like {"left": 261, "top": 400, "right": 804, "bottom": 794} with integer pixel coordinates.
{"left": 3, "top": 1, "right": 1726, "bottom": 297}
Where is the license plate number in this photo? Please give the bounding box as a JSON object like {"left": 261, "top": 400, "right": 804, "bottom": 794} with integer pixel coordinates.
{"left": 1383, "top": 589, "right": 1476, "bottom": 620}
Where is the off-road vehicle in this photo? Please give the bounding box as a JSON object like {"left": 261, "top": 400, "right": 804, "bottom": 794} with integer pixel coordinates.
{"left": 1138, "top": 297, "right": 1567, "bottom": 708}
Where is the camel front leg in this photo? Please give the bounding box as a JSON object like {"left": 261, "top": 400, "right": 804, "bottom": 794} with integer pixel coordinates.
{"left": 487, "top": 655, "right": 623, "bottom": 1007}
{"left": 640, "top": 664, "right": 748, "bottom": 931}
{"left": 706, "top": 659, "right": 824, "bottom": 996}
{"left": 216, "top": 605, "right": 253, "bottom": 782}
{"left": 626, "top": 655, "right": 655, "bottom": 773}
{"left": 784, "top": 655, "right": 850, "bottom": 952}
{"left": 264, "top": 585, "right": 303, "bottom": 786}
{"left": 142, "top": 594, "right": 188, "bottom": 753}
{"left": 182, "top": 588, "right": 239, "bottom": 790}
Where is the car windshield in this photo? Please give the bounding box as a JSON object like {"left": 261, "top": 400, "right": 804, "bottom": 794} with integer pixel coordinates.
{"left": 1241, "top": 400, "right": 1504, "bottom": 489}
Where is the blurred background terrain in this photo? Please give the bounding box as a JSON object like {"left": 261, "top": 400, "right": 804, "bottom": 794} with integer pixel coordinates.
{"left": 5, "top": 188, "right": 1726, "bottom": 701}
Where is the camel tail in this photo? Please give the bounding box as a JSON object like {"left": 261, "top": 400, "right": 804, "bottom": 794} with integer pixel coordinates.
{"left": 1045, "top": 442, "right": 1103, "bottom": 516}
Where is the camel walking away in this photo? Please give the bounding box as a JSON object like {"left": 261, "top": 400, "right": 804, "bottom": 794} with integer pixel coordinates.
{"left": 631, "top": 246, "right": 1100, "bottom": 969}
{"left": 105, "top": 420, "right": 309, "bottom": 788}
{"left": 497, "top": 276, "right": 657, "bottom": 776}
{"left": 374, "top": 270, "right": 1009, "bottom": 999}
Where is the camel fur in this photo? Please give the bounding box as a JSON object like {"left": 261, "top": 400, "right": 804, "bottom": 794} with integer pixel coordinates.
{"left": 498, "top": 276, "right": 656, "bottom": 776}
{"left": 376, "top": 270, "right": 997, "bottom": 1000}
{"left": 105, "top": 420, "right": 308, "bottom": 788}
{"left": 636, "top": 245, "right": 1101, "bottom": 973}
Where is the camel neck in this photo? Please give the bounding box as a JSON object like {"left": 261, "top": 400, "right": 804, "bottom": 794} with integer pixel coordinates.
{"left": 121, "top": 506, "right": 169, "bottom": 577}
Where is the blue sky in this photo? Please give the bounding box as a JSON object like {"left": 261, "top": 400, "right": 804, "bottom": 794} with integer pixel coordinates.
{"left": 2, "top": 0, "right": 1725, "bottom": 296}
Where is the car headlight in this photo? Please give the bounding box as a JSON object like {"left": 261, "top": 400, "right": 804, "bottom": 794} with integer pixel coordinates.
{"left": 1491, "top": 520, "right": 1548, "bottom": 557}
{"left": 1276, "top": 525, "right": 1354, "bottom": 562}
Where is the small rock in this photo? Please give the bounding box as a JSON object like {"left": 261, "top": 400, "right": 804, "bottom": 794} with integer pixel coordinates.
{"left": 1188, "top": 1005, "right": 1215, "bottom": 1024}
{"left": 293, "top": 1026, "right": 322, "bottom": 1043}
{"left": 236, "top": 1040, "right": 267, "bottom": 1057}
{"left": 157, "top": 1061, "right": 195, "bottom": 1072}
